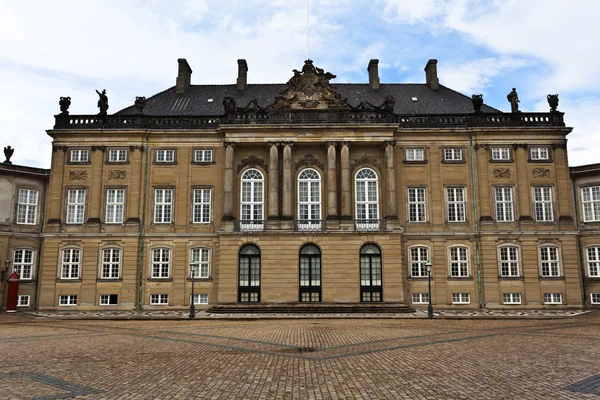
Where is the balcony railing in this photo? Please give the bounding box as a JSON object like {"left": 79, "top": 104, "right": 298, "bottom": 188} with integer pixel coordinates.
{"left": 234, "top": 220, "right": 265, "bottom": 232}
{"left": 53, "top": 114, "right": 221, "bottom": 130}
{"left": 294, "top": 220, "right": 325, "bottom": 232}
{"left": 396, "top": 112, "right": 565, "bottom": 128}
{"left": 355, "top": 219, "right": 387, "bottom": 232}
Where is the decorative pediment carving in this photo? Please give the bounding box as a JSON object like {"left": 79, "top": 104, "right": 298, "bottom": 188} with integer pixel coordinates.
{"left": 348, "top": 95, "right": 396, "bottom": 113}
{"left": 295, "top": 155, "right": 324, "bottom": 171}
{"left": 532, "top": 168, "right": 551, "bottom": 178}
{"left": 69, "top": 170, "right": 88, "bottom": 180}
{"left": 237, "top": 156, "right": 266, "bottom": 173}
{"left": 493, "top": 168, "right": 511, "bottom": 179}
{"left": 351, "top": 155, "right": 380, "bottom": 171}
{"left": 223, "top": 98, "right": 267, "bottom": 115}
{"left": 108, "top": 170, "right": 126, "bottom": 180}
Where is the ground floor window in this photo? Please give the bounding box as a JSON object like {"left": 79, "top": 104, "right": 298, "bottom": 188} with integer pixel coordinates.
{"left": 591, "top": 293, "right": 600, "bottom": 304}
{"left": 59, "top": 295, "right": 77, "bottom": 306}
{"left": 239, "top": 244, "right": 261, "bottom": 302}
{"left": 503, "top": 293, "right": 522, "bottom": 305}
{"left": 543, "top": 293, "right": 562, "bottom": 304}
{"left": 17, "top": 295, "right": 30, "bottom": 307}
{"left": 100, "top": 294, "right": 118, "bottom": 305}
{"left": 192, "top": 294, "right": 209, "bottom": 305}
{"left": 299, "top": 244, "right": 321, "bottom": 302}
{"left": 412, "top": 293, "right": 429, "bottom": 304}
{"left": 150, "top": 294, "right": 169, "bottom": 305}
{"left": 452, "top": 293, "right": 470, "bottom": 304}
{"left": 360, "top": 244, "right": 382, "bottom": 302}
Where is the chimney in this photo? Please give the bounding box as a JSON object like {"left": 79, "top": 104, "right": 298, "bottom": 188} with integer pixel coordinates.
{"left": 368, "top": 59, "right": 380, "bottom": 90}
{"left": 175, "top": 58, "right": 193, "bottom": 94}
{"left": 237, "top": 59, "right": 248, "bottom": 92}
{"left": 424, "top": 59, "right": 439, "bottom": 90}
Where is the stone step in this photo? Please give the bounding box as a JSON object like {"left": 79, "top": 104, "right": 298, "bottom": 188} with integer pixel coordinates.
{"left": 207, "top": 303, "right": 416, "bottom": 314}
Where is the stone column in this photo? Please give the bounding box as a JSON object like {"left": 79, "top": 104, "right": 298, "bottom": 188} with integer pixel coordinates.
{"left": 88, "top": 145, "right": 105, "bottom": 224}
{"left": 282, "top": 142, "right": 293, "bottom": 220}
{"left": 47, "top": 145, "right": 67, "bottom": 226}
{"left": 384, "top": 141, "right": 397, "bottom": 219}
{"left": 223, "top": 142, "right": 235, "bottom": 221}
{"left": 268, "top": 142, "right": 279, "bottom": 219}
{"left": 126, "top": 145, "right": 143, "bottom": 224}
{"left": 340, "top": 142, "right": 351, "bottom": 219}
{"left": 514, "top": 144, "right": 532, "bottom": 222}
{"left": 475, "top": 144, "right": 492, "bottom": 221}
{"left": 553, "top": 143, "right": 573, "bottom": 223}
{"left": 326, "top": 142, "right": 338, "bottom": 219}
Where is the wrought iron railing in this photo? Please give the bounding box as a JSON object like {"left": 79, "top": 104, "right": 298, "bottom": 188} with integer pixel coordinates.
{"left": 355, "top": 219, "right": 387, "bottom": 232}
{"left": 294, "top": 220, "right": 325, "bottom": 232}
{"left": 53, "top": 114, "right": 221, "bottom": 129}
{"left": 396, "top": 112, "right": 564, "bottom": 128}
{"left": 234, "top": 220, "right": 265, "bottom": 232}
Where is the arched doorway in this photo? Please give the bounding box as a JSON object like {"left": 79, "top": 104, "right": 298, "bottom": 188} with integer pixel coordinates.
{"left": 238, "top": 244, "right": 261, "bottom": 302}
{"left": 360, "top": 243, "right": 382, "bottom": 302}
{"left": 299, "top": 244, "right": 321, "bottom": 302}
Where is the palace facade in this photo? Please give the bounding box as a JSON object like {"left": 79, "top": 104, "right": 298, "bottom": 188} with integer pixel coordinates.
{"left": 34, "top": 58, "right": 583, "bottom": 310}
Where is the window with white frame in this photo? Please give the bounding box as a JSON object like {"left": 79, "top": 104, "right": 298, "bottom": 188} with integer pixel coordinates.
{"left": 491, "top": 147, "right": 511, "bottom": 161}
{"left": 154, "top": 189, "right": 173, "bottom": 223}
{"left": 452, "top": 293, "right": 470, "bottom": 304}
{"left": 194, "top": 149, "right": 213, "bottom": 163}
{"left": 17, "top": 295, "right": 30, "bottom": 307}
{"left": 70, "top": 149, "right": 89, "bottom": 163}
{"left": 108, "top": 149, "right": 127, "bottom": 162}
{"left": 530, "top": 147, "right": 549, "bottom": 160}
{"left": 582, "top": 186, "right": 600, "bottom": 222}
{"left": 59, "top": 295, "right": 77, "bottom": 306}
{"left": 495, "top": 187, "right": 514, "bottom": 222}
{"left": 444, "top": 148, "right": 463, "bottom": 161}
{"left": 192, "top": 294, "right": 209, "bottom": 305}
{"left": 449, "top": 247, "right": 469, "bottom": 277}
{"left": 105, "top": 189, "right": 125, "bottom": 224}
{"left": 150, "top": 294, "right": 168, "bottom": 305}
{"left": 499, "top": 246, "right": 520, "bottom": 277}
{"left": 543, "top": 293, "right": 562, "bottom": 304}
{"left": 156, "top": 149, "right": 175, "bottom": 163}
{"left": 446, "top": 187, "right": 466, "bottom": 222}
{"left": 412, "top": 293, "right": 429, "bottom": 304}
{"left": 298, "top": 168, "right": 321, "bottom": 226}
{"left": 405, "top": 148, "right": 424, "bottom": 161}
{"left": 503, "top": 293, "right": 522, "bottom": 304}
{"left": 533, "top": 187, "right": 553, "bottom": 221}
{"left": 190, "top": 248, "right": 210, "bottom": 278}
{"left": 151, "top": 248, "right": 170, "bottom": 278}
{"left": 587, "top": 246, "right": 600, "bottom": 277}
{"left": 13, "top": 249, "right": 34, "bottom": 280}
{"left": 101, "top": 248, "right": 121, "bottom": 279}
{"left": 241, "top": 168, "right": 264, "bottom": 225}
{"left": 193, "top": 188, "right": 211, "bottom": 223}
{"left": 591, "top": 293, "right": 600, "bottom": 304}
{"left": 17, "top": 189, "right": 38, "bottom": 225}
{"left": 61, "top": 248, "right": 80, "bottom": 279}
{"left": 408, "top": 188, "right": 426, "bottom": 222}
{"left": 540, "top": 246, "right": 561, "bottom": 277}
{"left": 99, "top": 294, "right": 118, "bottom": 305}
{"left": 66, "top": 189, "right": 86, "bottom": 224}
{"left": 409, "top": 246, "right": 429, "bottom": 277}
{"left": 355, "top": 168, "right": 379, "bottom": 223}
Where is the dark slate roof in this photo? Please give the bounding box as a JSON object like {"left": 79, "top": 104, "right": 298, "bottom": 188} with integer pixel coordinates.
{"left": 116, "top": 83, "right": 500, "bottom": 116}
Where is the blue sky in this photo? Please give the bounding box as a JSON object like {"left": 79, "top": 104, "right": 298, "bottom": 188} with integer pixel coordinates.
{"left": 1, "top": 0, "right": 599, "bottom": 168}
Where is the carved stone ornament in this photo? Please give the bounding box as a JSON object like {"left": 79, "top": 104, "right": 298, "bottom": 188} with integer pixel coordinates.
{"left": 471, "top": 94, "right": 483, "bottom": 113}
{"left": 547, "top": 94, "right": 559, "bottom": 112}
{"left": 295, "top": 154, "right": 324, "bottom": 171}
{"left": 237, "top": 156, "right": 266, "bottom": 173}
{"left": 69, "top": 170, "right": 88, "bottom": 180}
{"left": 53, "top": 145, "right": 67, "bottom": 152}
{"left": 108, "top": 170, "right": 126, "bottom": 180}
{"left": 348, "top": 95, "right": 396, "bottom": 112}
{"left": 134, "top": 96, "right": 147, "bottom": 115}
{"left": 532, "top": 168, "right": 551, "bottom": 178}
{"left": 351, "top": 155, "right": 380, "bottom": 171}
{"left": 222, "top": 97, "right": 266, "bottom": 115}
{"left": 493, "top": 168, "right": 511, "bottom": 179}
{"left": 59, "top": 96, "right": 71, "bottom": 115}
{"left": 102, "top": 240, "right": 121, "bottom": 247}
{"left": 91, "top": 145, "right": 106, "bottom": 152}
{"left": 3, "top": 146, "right": 14, "bottom": 164}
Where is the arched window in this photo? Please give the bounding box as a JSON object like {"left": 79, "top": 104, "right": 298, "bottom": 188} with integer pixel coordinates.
{"left": 360, "top": 244, "right": 382, "bottom": 302}
{"left": 298, "top": 168, "right": 322, "bottom": 230}
{"left": 499, "top": 246, "right": 520, "bottom": 277}
{"left": 409, "top": 246, "right": 429, "bottom": 278}
{"left": 299, "top": 244, "right": 321, "bottom": 302}
{"left": 240, "top": 169, "right": 264, "bottom": 231}
{"left": 355, "top": 168, "right": 379, "bottom": 230}
{"left": 238, "top": 244, "right": 261, "bottom": 302}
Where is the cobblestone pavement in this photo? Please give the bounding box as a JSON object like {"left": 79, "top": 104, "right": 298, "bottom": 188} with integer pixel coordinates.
{"left": 1, "top": 312, "right": 599, "bottom": 399}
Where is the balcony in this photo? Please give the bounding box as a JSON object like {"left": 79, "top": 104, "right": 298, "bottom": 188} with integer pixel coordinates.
{"left": 355, "top": 220, "right": 387, "bottom": 232}
{"left": 294, "top": 220, "right": 325, "bottom": 232}
{"left": 234, "top": 220, "right": 265, "bottom": 232}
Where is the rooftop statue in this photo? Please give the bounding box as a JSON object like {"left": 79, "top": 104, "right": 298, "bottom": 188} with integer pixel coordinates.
{"left": 507, "top": 88, "right": 520, "bottom": 113}
{"left": 4, "top": 145, "right": 14, "bottom": 164}
{"left": 547, "top": 94, "right": 559, "bottom": 112}
{"left": 59, "top": 96, "right": 71, "bottom": 115}
{"left": 96, "top": 89, "right": 109, "bottom": 116}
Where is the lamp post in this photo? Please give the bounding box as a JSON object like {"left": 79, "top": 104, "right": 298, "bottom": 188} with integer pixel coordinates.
{"left": 426, "top": 259, "right": 433, "bottom": 319}
{"left": 2, "top": 258, "right": 9, "bottom": 281}
{"left": 189, "top": 258, "right": 196, "bottom": 319}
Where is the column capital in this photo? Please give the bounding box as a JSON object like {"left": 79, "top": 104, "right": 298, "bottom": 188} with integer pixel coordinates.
{"left": 325, "top": 141, "right": 338, "bottom": 149}
{"left": 52, "top": 145, "right": 67, "bottom": 152}
{"left": 512, "top": 143, "right": 528, "bottom": 150}
{"left": 473, "top": 144, "right": 489, "bottom": 150}
{"left": 281, "top": 141, "right": 294, "bottom": 148}
{"left": 268, "top": 141, "right": 280, "bottom": 148}
{"left": 551, "top": 142, "right": 567, "bottom": 149}
{"left": 339, "top": 141, "right": 350, "bottom": 148}
{"left": 91, "top": 145, "right": 106, "bottom": 152}
{"left": 224, "top": 142, "right": 236, "bottom": 149}
{"left": 383, "top": 140, "right": 396, "bottom": 148}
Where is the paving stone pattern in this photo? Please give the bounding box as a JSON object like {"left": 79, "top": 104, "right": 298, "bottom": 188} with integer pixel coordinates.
{"left": 1, "top": 312, "right": 600, "bottom": 399}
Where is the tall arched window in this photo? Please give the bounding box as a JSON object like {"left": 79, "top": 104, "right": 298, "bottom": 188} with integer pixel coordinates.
{"left": 238, "top": 244, "right": 261, "bottom": 302}
{"left": 298, "top": 168, "right": 321, "bottom": 231}
{"left": 360, "top": 244, "right": 382, "bottom": 302}
{"left": 355, "top": 168, "right": 379, "bottom": 230}
{"left": 299, "top": 244, "right": 322, "bottom": 302}
{"left": 240, "top": 168, "right": 264, "bottom": 231}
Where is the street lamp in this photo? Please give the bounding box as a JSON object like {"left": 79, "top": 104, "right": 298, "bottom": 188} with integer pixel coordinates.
{"left": 426, "top": 259, "right": 433, "bottom": 319}
{"left": 189, "top": 258, "right": 196, "bottom": 319}
{"left": 1, "top": 258, "right": 9, "bottom": 281}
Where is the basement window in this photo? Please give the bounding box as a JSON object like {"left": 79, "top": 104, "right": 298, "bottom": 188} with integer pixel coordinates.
{"left": 411, "top": 97, "right": 418, "bottom": 102}
{"left": 207, "top": 98, "right": 214, "bottom": 103}
{"left": 99, "top": 294, "right": 118, "bottom": 305}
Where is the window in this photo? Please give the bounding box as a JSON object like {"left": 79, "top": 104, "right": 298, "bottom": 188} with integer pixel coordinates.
{"left": 443, "top": 148, "right": 463, "bottom": 161}
{"left": 446, "top": 187, "right": 466, "bottom": 222}
{"left": 17, "top": 295, "right": 30, "bottom": 307}
{"left": 17, "top": 189, "right": 38, "bottom": 224}
{"left": 355, "top": 168, "right": 379, "bottom": 228}
{"left": 491, "top": 147, "right": 511, "bottom": 161}
{"left": 106, "top": 189, "right": 125, "bottom": 224}
{"left": 540, "top": 246, "right": 561, "bottom": 277}
{"left": 412, "top": 293, "right": 429, "bottom": 304}
{"left": 298, "top": 169, "right": 321, "bottom": 228}
{"left": 543, "top": 293, "right": 562, "bottom": 304}
{"left": 499, "top": 246, "right": 520, "bottom": 277}
{"left": 154, "top": 189, "right": 173, "bottom": 223}
{"left": 70, "top": 149, "right": 89, "bottom": 163}
{"left": 587, "top": 247, "right": 600, "bottom": 277}
{"left": 409, "top": 246, "right": 429, "bottom": 277}
{"left": 101, "top": 248, "right": 121, "bottom": 279}
{"left": 238, "top": 244, "right": 261, "bottom": 302}
{"left": 530, "top": 147, "right": 549, "bottom": 160}
{"left": 151, "top": 248, "right": 170, "bottom": 278}
{"left": 13, "top": 249, "right": 34, "bottom": 280}
{"left": 59, "top": 295, "right": 77, "bottom": 306}
{"left": 582, "top": 186, "right": 600, "bottom": 222}
{"left": 156, "top": 149, "right": 175, "bottom": 163}
{"left": 194, "top": 149, "right": 213, "bottom": 163}
{"left": 533, "top": 187, "right": 554, "bottom": 222}
{"left": 495, "top": 187, "right": 514, "bottom": 222}
{"left": 192, "top": 294, "right": 209, "bottom": 305}
{"left": 503, "top": 293, "right": 522, "bottom": 305}
{"left": 108, "top": 149, "right": 127, "bottom": 162}
{"left": 449, "top": 247, "right": 469, "bottom": 277}
{"left": 405, "top": 148, "right": 424, "bottom": 162}
{"left": 150, "top": 294, "right": 169, "bottom": 305}
{"left": 452, "top": 293, "right": 470, "bottom": 304}
{"left": 591, "top": 293, "right": 600, "bottom": 304}
{"left": 193, "top": 188, "right": 211, "bottom": 223}
{"left": 190, "top": 248, "right": 210, "bottom": 279}
{"left": 299, "top": 244, "right": 322, "bottom": 302}
{"left": 240, "top": 169, "right": 264, "bottom": 229}
{"left": 99, "top": 294, "right": 118, "bottom": 305}
{"left": 360, "top": 244, "right": 382, "bottom": 302}
{"left": 66, "top": 189, "right": 86, "bottom": 224}
{"left": 61, "top": 248, "right": 81, "bottom": 279}
{"left": 408, "top": 188, "right": 426, "bottom": 222}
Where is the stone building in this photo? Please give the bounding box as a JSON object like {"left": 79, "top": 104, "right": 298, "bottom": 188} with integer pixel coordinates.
{"left": 37, "top": 58, "right": 581, "bottom": 310}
